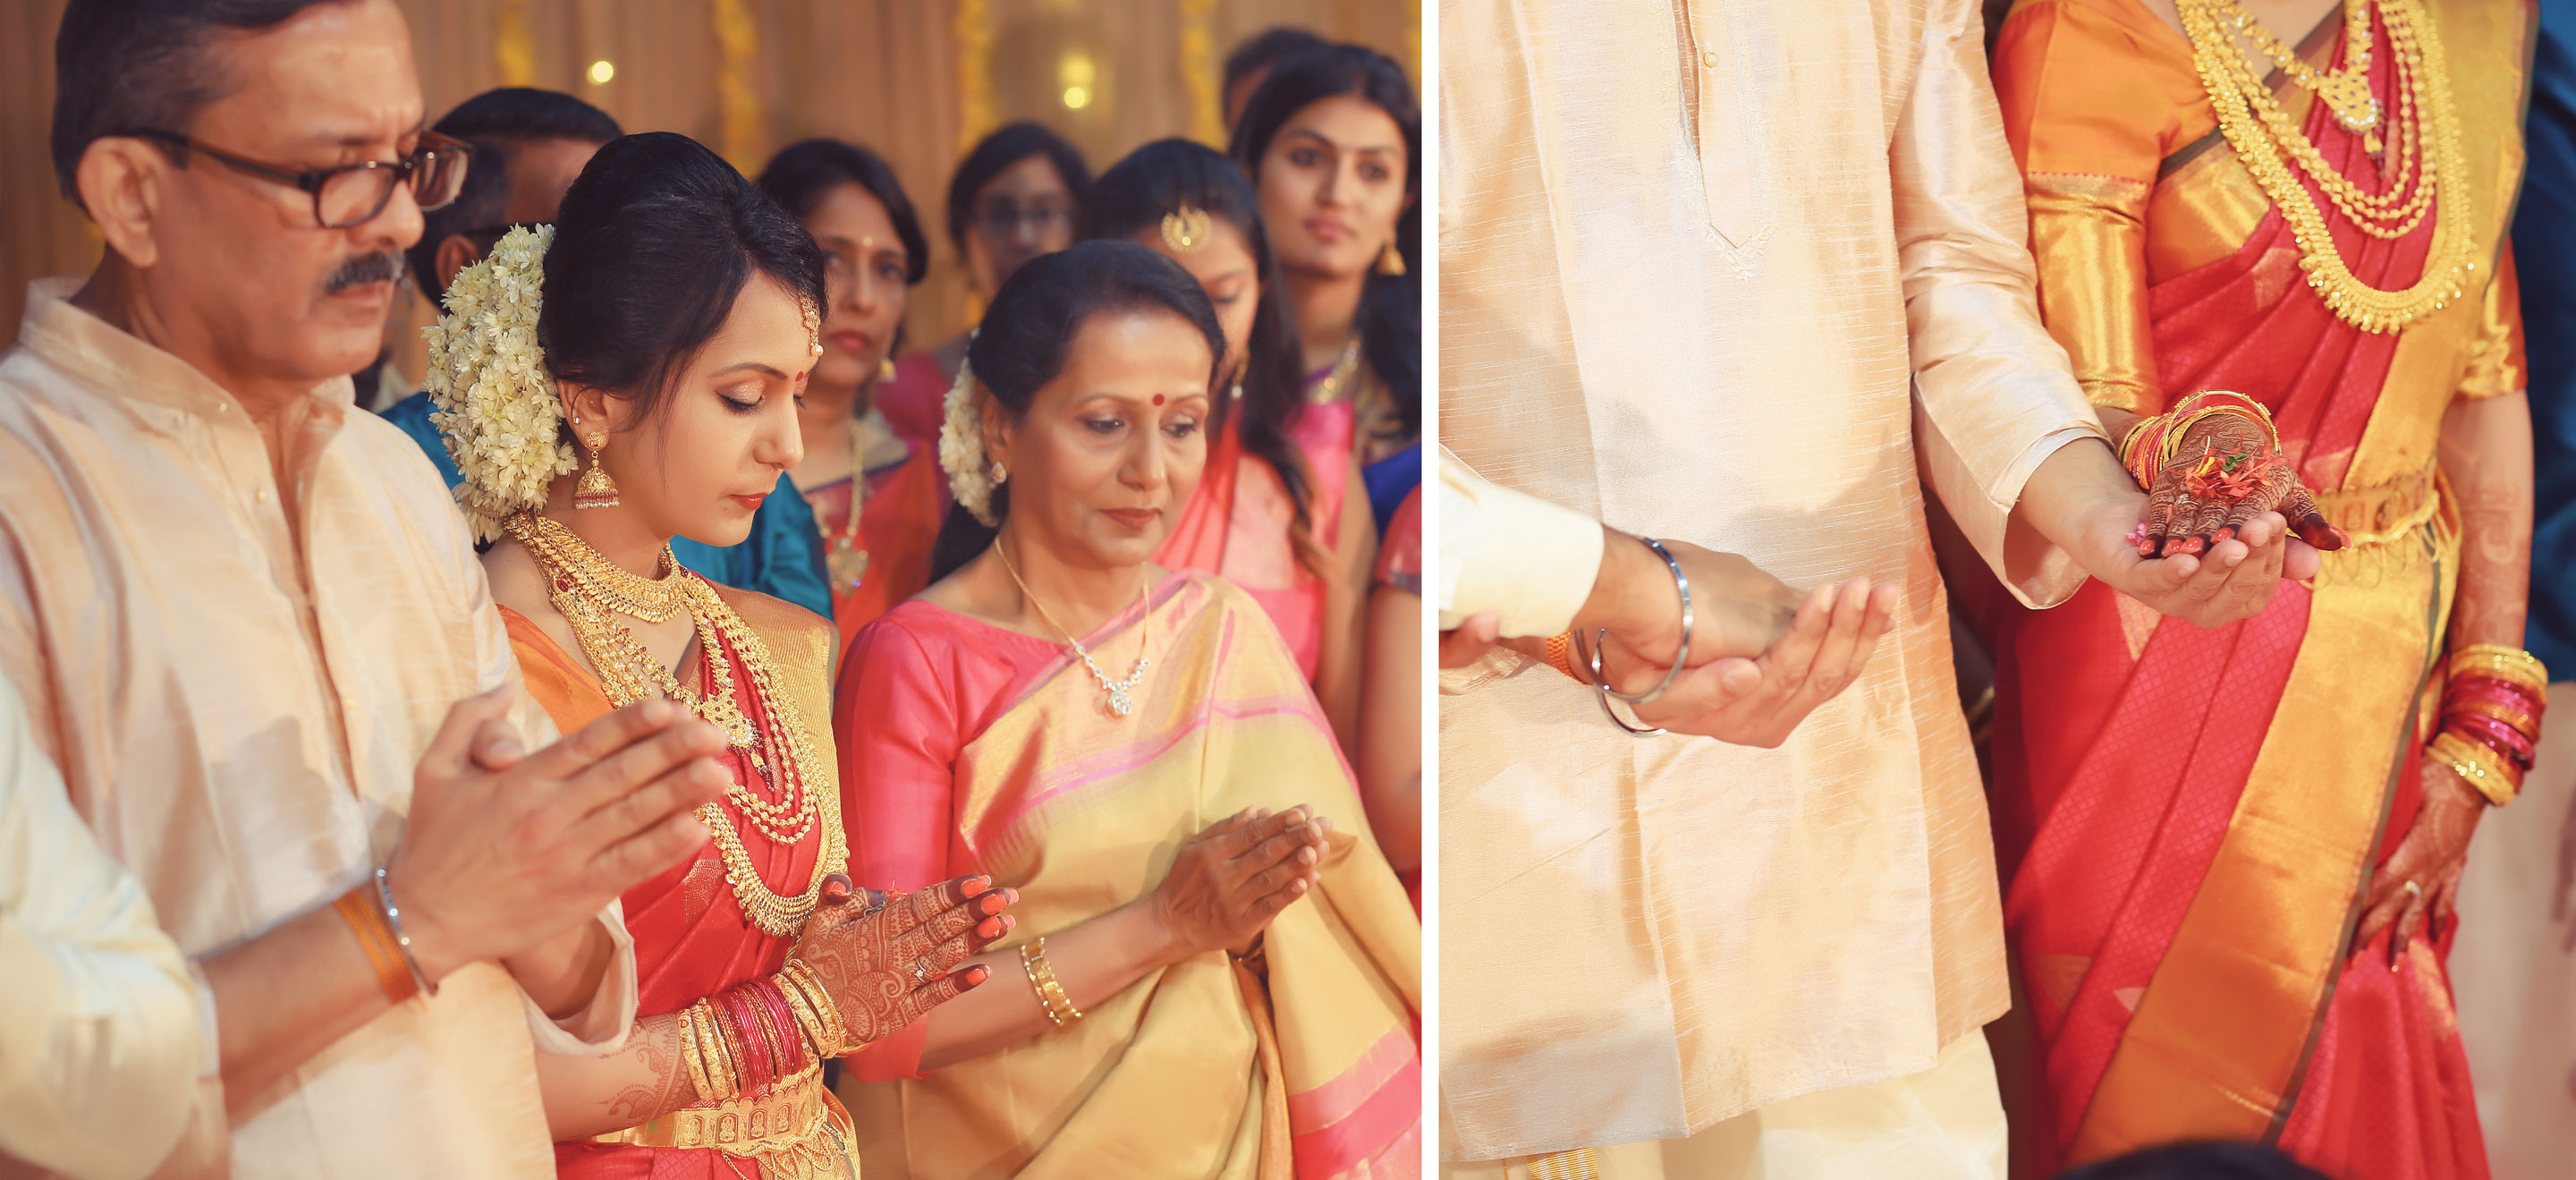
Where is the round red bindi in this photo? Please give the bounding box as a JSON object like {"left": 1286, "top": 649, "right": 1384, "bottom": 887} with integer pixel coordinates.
{"left": 1153, "top": 394, "right": 1165, "bottom": 406}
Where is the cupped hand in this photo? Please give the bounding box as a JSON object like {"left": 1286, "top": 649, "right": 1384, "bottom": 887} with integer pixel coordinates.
{"left": 2351, "top": 757, "right": 2487, "bottom": 966}
{"left": 392, "top": 692, "right": 732, "bottom": 982}
{"left": 1600, "top": 577, "right": 1898, "bottom": 748}
{"left": 2138, "top": 412, "right": 2348, "bottom": 557}
{"left": 2082, "top": 501, "right": 2318, "bottom": 629}
{"left": 1148, "top": 806, "right": 1330, "bottom": 958}
{"left": 795, "top": 874, "right": 1017, "bottom": 1050}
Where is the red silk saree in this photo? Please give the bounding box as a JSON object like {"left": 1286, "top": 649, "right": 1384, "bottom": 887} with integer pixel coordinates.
{"left": 1986, "top": 2, "right": 2531, "bottom": 1176}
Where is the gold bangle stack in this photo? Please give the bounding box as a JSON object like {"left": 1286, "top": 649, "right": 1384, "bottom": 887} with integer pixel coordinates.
{"left": 1021, "top": 938, "right": 1082, "bottom": 1028}
{"left": 2429, "top": 730, "right": 2519, "bottom": 807}
{"left": 778, "top": 960, "right": 850, "bottom": 1057}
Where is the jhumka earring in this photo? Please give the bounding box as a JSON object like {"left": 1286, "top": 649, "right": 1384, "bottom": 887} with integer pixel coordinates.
{"left": 1375, "top": 238, "right": 1407, "bottom": 276}
{"left": 574, "top": 430, "right": 619, "bottom": 509}
{"left": 878, "top": 357, "right": 898, "bottom": 383}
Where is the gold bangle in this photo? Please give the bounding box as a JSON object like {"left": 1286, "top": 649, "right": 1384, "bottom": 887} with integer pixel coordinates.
{"left": 695, "top": 998, "right": 739, "bottom": 1101}
{"left": 675, "top": 1006, "right": 715, "bottom": 1106}
{"left": 779, "top": 962, "right": 845, "bottom": 1057}
{"left": 2449, "top": 645, "right": 2551, "bottom": 692}
{"left": 792, "top": 961, "right": 849, "bottom": 1057}
{"left": 2430, "top": 731, "right": 2520, "bottom": 807}
{"left": 774, "top": 968, "right": 827, "bottom": 1059}
{"left": 1020, "top": 938, "right": 1082, "bottom": 1028}
{"left": 2116, "top": 419, "right": 2157, "bottom": 470}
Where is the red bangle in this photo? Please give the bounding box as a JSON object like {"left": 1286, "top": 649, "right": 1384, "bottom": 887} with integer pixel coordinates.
{"left": 733, "top": 989, "right": 778, "bottom": 1095}
{"left": 2450, "top": 716, "right": 2537, "bottom": 770}
{"left": 755, "top": 979, "right": 809, "bottom": 1074}
{"left": 2448, "top": 676, "right": 2548, "bottom": 726}
{"left": 716, "top": 991, "right": 764, "bottom": 1098}
{"left": 746, "top": 981, "right": 800, "bottom": 1081}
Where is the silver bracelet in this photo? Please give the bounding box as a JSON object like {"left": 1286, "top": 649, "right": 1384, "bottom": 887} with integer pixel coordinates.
{"left": 1572, "top": 627, "right": 1666, "bottom": 736}
{"left": 374, "top": 866, "right": 438, "bottom": 997}
{"left": 1602, "top": 536, "right": 1692, "bottom": 706}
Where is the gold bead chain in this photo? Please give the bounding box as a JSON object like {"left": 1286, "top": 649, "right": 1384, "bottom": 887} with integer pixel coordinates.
{"left": 504, "top": 513, "right": 847, "bottom": 937}
{"left": 2178, "top": 0, "right": 2479, "bottom": 335}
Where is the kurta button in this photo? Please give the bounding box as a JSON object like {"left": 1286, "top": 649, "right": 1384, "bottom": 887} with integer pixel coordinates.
{"left": 256, "top": 488, "right": 271, "bottom": 504}
{"left": 1702, "top": 50, "right": 1718, "bottom": 69}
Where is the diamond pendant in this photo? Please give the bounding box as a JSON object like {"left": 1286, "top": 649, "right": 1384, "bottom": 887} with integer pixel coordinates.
{"left": 1107, "top": 687, "right": 1135, "bottom": 717}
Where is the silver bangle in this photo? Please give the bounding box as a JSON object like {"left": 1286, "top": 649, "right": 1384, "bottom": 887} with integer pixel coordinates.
{"left": 374, "top": 866, "right": 438, "bottom": 997}
{"left": 1601, "top": 537, "right": 1692, "bottom": 705}
{"left": 1572, "top": 627, "right": 1666, "bottom": 736}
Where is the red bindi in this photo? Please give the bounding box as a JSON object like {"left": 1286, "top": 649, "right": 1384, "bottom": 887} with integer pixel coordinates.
{"left": 1152, "top": 394, "right": 1165, "bottom": 406}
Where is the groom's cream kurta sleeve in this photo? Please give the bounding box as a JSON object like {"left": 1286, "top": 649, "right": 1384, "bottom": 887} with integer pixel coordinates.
{"left": 1436, "top": 450, "right": 1606, "bottom": 637}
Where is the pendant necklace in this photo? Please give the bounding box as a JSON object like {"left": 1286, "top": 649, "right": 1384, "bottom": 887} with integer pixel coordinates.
{"left": 995, "top": 544, "right": 1152, "bottom": 717}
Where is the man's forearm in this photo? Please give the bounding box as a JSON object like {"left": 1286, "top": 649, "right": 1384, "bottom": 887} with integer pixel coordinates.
{"left": 200, "top": 904, "right": 394, "bottom": 1116}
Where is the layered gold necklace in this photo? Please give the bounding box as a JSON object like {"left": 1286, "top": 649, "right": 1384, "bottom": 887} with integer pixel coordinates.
{"left": 2178, "top": 0, "right": 2479, "bottom": 334}
{"left": 504, "top": 513, "right": 846, "bottom": 937}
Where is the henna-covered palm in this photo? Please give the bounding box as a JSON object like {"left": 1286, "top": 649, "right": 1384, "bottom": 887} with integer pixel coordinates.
{"left": 2137, "top": 412, "right": 2349, "bottom": 557}
{"left": 794, "top": 873, "right": 1017, "bottom": 1051}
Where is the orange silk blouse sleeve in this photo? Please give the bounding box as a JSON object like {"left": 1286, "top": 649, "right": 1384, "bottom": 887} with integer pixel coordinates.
{"left": 1992, "top": 0, "right": 2192, "bottom": 414}
{"left": 2456, "top": 242, "right": 2526, "bottom": 401}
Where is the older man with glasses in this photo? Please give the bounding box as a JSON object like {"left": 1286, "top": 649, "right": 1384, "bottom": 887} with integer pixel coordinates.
{"left": 0, "top": 1, "right": 738, "bottom": 1174}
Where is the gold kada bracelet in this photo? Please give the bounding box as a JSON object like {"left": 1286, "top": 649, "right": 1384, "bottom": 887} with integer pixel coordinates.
{"left": 1021, "top": 938, "right": 1083, "bottom": 1028}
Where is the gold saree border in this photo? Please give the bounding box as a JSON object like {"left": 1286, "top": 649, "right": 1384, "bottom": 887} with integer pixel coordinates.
{"left": 2064, "top": 0, "right": 2531, "bottom": 1159}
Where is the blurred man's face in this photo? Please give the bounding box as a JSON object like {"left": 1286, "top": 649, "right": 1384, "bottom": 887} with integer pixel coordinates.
{"left": 140, "top": 0, "right": 428, "bottom": 387}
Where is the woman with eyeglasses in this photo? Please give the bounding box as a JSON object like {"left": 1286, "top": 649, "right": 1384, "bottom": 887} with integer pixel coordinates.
{"left": 757, "top": 140, "right": 950, "bottom": 647}
{"left": 874, "top": 123, "right": 1090, "bottom": 448}
{"left": 1233, "top": 45, "right": 1420, "bottom": 536}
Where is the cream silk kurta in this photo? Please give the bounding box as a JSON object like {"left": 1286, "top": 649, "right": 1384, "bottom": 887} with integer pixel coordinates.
{"left": 0, "top": 280, "right": 637, "bottom": 1178}
{"left": 1438, "top": 0, "right": 2107, "bottom": 1162}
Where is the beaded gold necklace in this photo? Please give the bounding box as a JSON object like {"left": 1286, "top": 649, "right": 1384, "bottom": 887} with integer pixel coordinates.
{"left": 2178, "top": 0, "right": 2479, "bottom": 334}
{"left": 822, "top": 417, "right": 870, "bottom": 594}
{"left": 504, "top": 513, "right": 846, "bottom": 937}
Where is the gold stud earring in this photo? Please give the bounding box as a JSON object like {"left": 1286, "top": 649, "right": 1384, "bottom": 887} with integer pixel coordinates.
{"left": 574, "top": 430, "right": 619, "bottom": 509}
{"left": 1375, "top": 238, "right": 1406, "bottom": 276}
{"left": 878, "top": 356, "right": 898, "bottom": 383}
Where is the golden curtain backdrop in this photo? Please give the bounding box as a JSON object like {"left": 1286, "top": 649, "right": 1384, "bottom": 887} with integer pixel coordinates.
{"left": 0, "top": 0, "right": 1419, "bottom": 377}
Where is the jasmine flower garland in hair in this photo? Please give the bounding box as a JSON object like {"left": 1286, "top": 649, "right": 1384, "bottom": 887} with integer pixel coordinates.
{"left": 423, "top": 224, "right": 578, "bottom": 543}
{"left": 938, "top": 343, "right": 998, "bottom": 526}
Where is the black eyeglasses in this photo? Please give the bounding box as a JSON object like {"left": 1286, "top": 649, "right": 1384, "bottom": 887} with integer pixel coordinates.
{"left": 972, "top": 199, "right": 1073, "bottom": 241}
{"left": 116, "top": 128, "right": 470, "bottom": 229}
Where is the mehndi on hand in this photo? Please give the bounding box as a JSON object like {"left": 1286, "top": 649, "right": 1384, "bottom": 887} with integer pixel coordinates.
{"left": 2122, "top": 390, "right": 2350, "bottom": 558}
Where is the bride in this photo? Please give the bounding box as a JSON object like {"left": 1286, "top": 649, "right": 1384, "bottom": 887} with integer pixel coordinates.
{"left": 426, "top": 130, "right": 1015, "bottom": 1179}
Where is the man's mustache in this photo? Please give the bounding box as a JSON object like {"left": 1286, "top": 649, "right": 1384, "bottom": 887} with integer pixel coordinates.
{"left": 324, "top": 250, "right": 406, "bottom": 294}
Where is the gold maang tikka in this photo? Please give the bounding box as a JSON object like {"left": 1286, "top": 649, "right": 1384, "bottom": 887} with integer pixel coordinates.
{"left": 799, "top": 293, "right": 824, "bottom": 358}
{"left": 1161, "top": 204, "right": 1213, "bottom": 253}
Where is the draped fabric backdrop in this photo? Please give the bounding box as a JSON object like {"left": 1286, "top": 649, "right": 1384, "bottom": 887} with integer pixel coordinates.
{"left": 0, "top": 0, "right": 1419, "bottom": 379}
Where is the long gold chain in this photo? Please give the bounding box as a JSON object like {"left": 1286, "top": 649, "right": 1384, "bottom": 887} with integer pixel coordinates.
{"left": 504, "top": 513, "right": 846, "bottom": 937}
{"left": 2179, "top": 0, "right": 2479, "bottom": 334}
{"left": 822, "top": 417, "right": 870, "bottom": 593}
